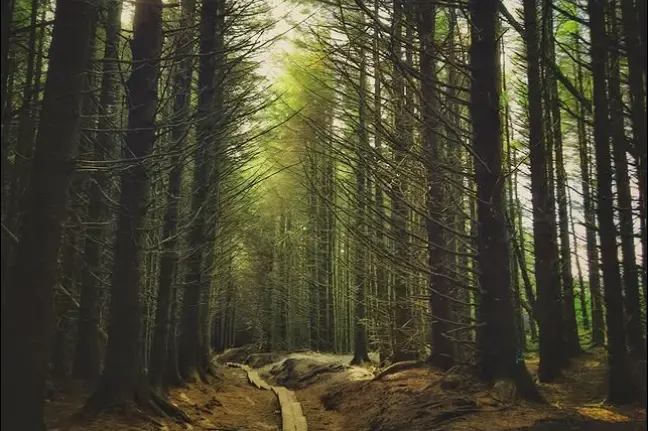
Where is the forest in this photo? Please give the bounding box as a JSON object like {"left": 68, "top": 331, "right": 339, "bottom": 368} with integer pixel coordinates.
{"left": 0, "top": 0, "right": 646, "bottom": 430}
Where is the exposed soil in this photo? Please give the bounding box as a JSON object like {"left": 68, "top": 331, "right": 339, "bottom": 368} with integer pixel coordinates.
{"left": 44, "top": 348, "right": 646, "bottom": 431}
{"left": 45, "top": 366, "right": 280, "bottom": 430}
{"left": 284, "top": 348, "right": 646, "bottom": 431}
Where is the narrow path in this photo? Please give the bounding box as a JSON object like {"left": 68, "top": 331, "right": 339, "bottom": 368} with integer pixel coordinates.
{"left": 227, "top": 362, "right": 309, "bottom": 431}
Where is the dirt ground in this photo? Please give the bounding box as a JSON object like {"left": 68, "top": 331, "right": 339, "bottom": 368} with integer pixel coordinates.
{"left": 45, "top": 348, "right": 646, "bottom": 431}
{"left": 45, "top": 366, "right": 280, "bottom": 431}
{"left": 288, "top": 348, "right": 646, "bottom": 431}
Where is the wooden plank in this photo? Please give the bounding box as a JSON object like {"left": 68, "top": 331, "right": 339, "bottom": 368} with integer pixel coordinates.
{"left": 227, "top": 362, "right": 308, "bottom": 431}
{"left": 271, "top": 386, "right": 308, "bottom": 431}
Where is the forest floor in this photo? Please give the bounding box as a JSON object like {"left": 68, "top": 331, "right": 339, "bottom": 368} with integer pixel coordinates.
{"left": 45, "top": 347, "right": 646, "bottom": 431}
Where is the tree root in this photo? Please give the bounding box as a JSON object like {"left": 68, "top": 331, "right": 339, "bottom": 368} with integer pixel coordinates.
{"left": 77, "top": 380, "right": 192, "bottom": 426}
{"left": 373, "top": 360, "right": 424, "bottom": 381}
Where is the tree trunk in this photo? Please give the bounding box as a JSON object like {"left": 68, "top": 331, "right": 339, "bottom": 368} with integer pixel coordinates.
{"left": 419, "top": 2, "right": 453, "bottom": 370}
{"left": 391, "top": 0, "right": 415, "bottom": 362}
{"left": 74, "top": 0, "right": 122, "bottom": 381}
{"left": 0, "top": 0, "right": 14, "bottom": 208}
{"left": 149, "top": 0, "right": 195, "bottom": 390}
{"left": 574, "top": 34, "right": 604, "bottom": 346}
{"left": 1, "top": 1, "right": 97, "bottom": 428}
{"left": 372, "top": 0, "right": 390, "bottom": 363}
{"left": 523, "top": 0, "right": 564, "bottom": 381}
{"left": 1, "top": 0, "right": 41, "bottom": 294}
{"left": 619, "top": 0, "right": 648, "bottom": 309}
{"left": 351, "top": 20, "right": 370, "bottom": 365}
{"left": 587, "top": 0, "right": 638, "bottom": 404}
{"left": 544, "top": 1, "right": 581, "bottom": 357}
{"left": 179, "top": 0, "right": 220, "bottom": 381}
{"left": 85, "top": 0, "right": 171, "bottom": 413}
{"left": 469, "top": 0, "right": 539, "bottom": 400}
{"left": 608, "top": 4, "right": 646, "bottom": 361}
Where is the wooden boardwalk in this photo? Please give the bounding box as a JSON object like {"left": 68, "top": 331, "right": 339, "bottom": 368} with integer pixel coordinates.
{"left": 226, "top": 362, "right": 308, "bottom": 431}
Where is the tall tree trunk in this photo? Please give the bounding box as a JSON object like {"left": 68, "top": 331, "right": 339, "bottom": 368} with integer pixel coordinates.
{"left": 1, "top": 0, "right": 41, "bottom": 292}
{"left": 351, "top": 21, "right": 370, "bottom": 365}
{"left": 373, "top": 0, "right": 390, "bottom": 363}
{"left": 608, "top": 4, "right": 646, "bottom": 361}
{"left": 587, "top": 0, "right": 638, "bottom": 404}
{"left": 179, "top": 0, "right": 219, "bottom": 380}
{"left": 503, "top": 55, "right": 526, "bottom": 353}
{"left": 544, "top": 0, "right": 581, "bottom": 357}
{"left": 420, "top": 2, "right": 453, "bottom": 370}
{"left": 1, "top": 1, "right": 97, "bottom": 428}
{"left": 574, "top": 34, "right": 604, "bottom": 346}
{"left": 149, "top": 0, "right": 195, "bottom": 390}
{"left": 619, "top": 0, "right": 647, "bottom": 303}
{"left": 523, "top": 0, "right": 564, "bottom": 381}
{"left": 0, "top": 0, "right": 14, "bottom": 202}
{"left": 391, "top": 0, "right": 415, "bottom": 362}
{"left": 74, "top": 0, "right": 122, "bottom": 381}
{"left": 199, "top": 1, "right": 224, "bottom": 369}
{"left": 469, "top": 0, "right": 539, "bottom": 400}
{"left": 85, "top": 0, "right": 171, "bottom": 412}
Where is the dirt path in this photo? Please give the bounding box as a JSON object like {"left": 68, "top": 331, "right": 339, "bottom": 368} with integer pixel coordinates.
{"left": 170, "top": 366, "right": 281, "bottom": 431}
{"left": 228, "top": 362, "right": 308, "bottom": 431}
{"left": 216, "top": 347, "right": 646, "bottom": 431}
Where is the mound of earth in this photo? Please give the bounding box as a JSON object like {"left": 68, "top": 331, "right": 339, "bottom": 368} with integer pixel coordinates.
{"left": 245, "top": 352, "right": 286, "bottom": 368}
{"left": 214, "top": 345, "right": 261, "bottom": 364}
{"left": 263, "top": 356, "right": 352, "bottom": 390}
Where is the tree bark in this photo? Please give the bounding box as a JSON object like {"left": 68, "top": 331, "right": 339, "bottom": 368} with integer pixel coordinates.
{"left": 391, "top": 0, "right": 416, "bottom": 362}
{"left": 619, "top": 0, "right": 647, "bottom": 306}
{"left": 574, "top": 34, "right": 604, "bottom": 346}
{"left": 523, "top": 0, "right": 564, "bottom": 381}
{"left": 544, "top": 0, "right": 581, "bottom": 357}
{"left": 608, "top": 4, "right": 646, "bottom": 361}
{"left": 1, "top": 1, "right": 97, "bottom": 429}
{"left": 587, "top": 0, "right": 638, "bottom": 404}
{"left": 179, "top": 0, "right": 220, "bottom": 381}
{"left": 469, "top": 0, "right": 539, "bottom": 400}
{"left": 74, "top": 0, "right": 122, "bottom": 381}
{"left": 149, "top": 0, "right": 195, "bottom": 390}
{"left": 419, "top": 2, "right": 454, "bottom": 370}
{"left": 85, "top": 0, "right": 169, "bottom": 412}
{"left": 351, "top": 18, "right": 370, "bottom": 365}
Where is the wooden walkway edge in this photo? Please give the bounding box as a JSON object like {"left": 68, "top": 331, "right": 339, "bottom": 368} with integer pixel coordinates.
{"left": 226, "top": 362, "right": 308, "bottom": 431}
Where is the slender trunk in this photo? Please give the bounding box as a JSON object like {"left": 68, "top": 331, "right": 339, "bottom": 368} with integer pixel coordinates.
{"left": 469, "top": 0, "right": 539, "bottom": 400}
{"left": 503, "top": 38, "right": 526, "bottom": 354}
{"left": 86, "top": 0, "right": 164, "bottom": 409}
{"left": 391, "top": 0, "right": 415, "bottom": 362}
{"left": 149, "top": 0, "right": 194, "bottom": 390}
{"left": 0, "top": 0, "right": 14, "bottom": 201}
{"left": 74, "top": 0, "right": 122, "bottom": 381}
{"left": 351, "top": 21, "right": 370, "bottom": 365}
{"left": 545, "top": 1, "right": 581, "bottom": 356}
{"left": 523, "top": 0, "right": 564, "bottom": 381}
{"left": 1, "top": 0, "right": 41, "bottom": 292}
{"left": 574, "top": 34, "right": 604, "bottom": 346}
{"left": 608, "top": 5, "right": 646, "bottom": 361}
{"left": 373, "top": 0, "right": 390, "bottom": 363}
{"left": 419, "top": 3, "right": 453, "bottom": 370}
{"left": 199, "top": 2, "right": 224, "bottom": 368}
{"left": 619, "top": 0, "right": 647, "bottom": 303}
{"left": 588, "top": 0, "right": 638, "bottom": 404}
{"left": 179, "top": 0, "right": 220, "bottom": 380}
{"left": 1, "top": 1, "right": 97, "bottom": 428}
